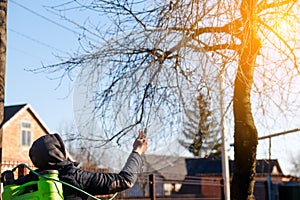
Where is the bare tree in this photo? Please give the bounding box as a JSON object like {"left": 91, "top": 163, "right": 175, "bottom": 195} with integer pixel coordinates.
{"left": 58, "top": 120, "right": 129, "bottom": 171}
{"left": 37, "top": 0, "right": 300, "bottom": 199}
{"left": 59, "top": 121, "right": 98, "bottom": 167}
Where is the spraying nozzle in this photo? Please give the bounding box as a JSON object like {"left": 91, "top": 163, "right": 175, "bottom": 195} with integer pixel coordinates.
{"left": 139, "top": 129, "right": 147, "bottom": 139}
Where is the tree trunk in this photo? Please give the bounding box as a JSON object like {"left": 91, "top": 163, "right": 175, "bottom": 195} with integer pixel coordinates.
{"left": 231, "top": 47, "right": 259, "bottom": 200}
{"left": 0, "top": 0, "right": 7, "bottom": 169}
{"left": 231, "top": 0, "right": 260, "bottom": 199}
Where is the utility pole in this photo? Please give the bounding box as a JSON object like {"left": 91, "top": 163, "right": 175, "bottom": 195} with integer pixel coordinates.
{"left": 0, "top": 0, "right": 8, "bottom": 175}
{"left": 219, "top": 69, "right": 230, "bottom": 200}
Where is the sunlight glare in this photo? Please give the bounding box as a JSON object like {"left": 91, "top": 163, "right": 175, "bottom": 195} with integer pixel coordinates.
{"left": 272, "top": 13, "right": 295, "bottom": 40}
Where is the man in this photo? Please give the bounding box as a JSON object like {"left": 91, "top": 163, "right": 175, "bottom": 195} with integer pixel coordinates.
{"left": 28, "top": 133, "right": 148, "bottom": 199}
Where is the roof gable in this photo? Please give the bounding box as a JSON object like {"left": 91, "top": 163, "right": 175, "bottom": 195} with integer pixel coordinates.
{"left": 2, "top": 104, "right": 27, "bottom": 126}
{"left": 256, "top": 159, "right": 283, "bottom": 175}
{"left": 2, "top": 103, "right": 51, "bottom": 134}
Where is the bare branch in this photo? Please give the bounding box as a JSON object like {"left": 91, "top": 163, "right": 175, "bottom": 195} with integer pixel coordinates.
{"left": 258, "top": 0, "right": 297, "bottom": 13}
{"left": 258, "top": 18, "right": 299, "bottom": 73}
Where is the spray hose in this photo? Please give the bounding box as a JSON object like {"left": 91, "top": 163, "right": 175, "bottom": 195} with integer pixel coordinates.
{"left": 13, "top": 163, "right": 118, "bottom": 200}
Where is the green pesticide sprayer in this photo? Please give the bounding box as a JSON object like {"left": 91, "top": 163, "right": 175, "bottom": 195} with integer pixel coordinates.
{"left": 1, "top": 164, "right": 63, "bottom": 200}
{"left": 1, "top": 163, "right": 116, "bottom": 200}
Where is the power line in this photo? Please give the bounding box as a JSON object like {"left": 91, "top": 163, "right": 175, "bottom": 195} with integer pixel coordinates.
{"left": 10, "top": 0, "right": 98, "bottom": 43}
{"left": 45, "top": 8, "right": 102, "bottom": 41}
{"left": 8, "top": 28, "right": 68, "bottom": 55}
{"left": 10, "top": 0, "right": 78, "bottom": 35}
{"left": 8, "top": 46, "right": 50, "bottom": 61}
{"left": 9, "top": 0, "right": 103, "bottom": 63}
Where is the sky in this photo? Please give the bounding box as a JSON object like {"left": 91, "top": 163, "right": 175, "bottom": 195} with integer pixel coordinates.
{"left": 5, "top": 0, "right": 300, "bottom": 175}
{"left": 6, "top": 0, "right": 193, "bottom": 170}
{"left": 6, "top": 0, "right": 79, "bottom": 132}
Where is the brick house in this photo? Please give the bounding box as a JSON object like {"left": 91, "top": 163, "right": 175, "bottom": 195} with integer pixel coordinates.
{"left": 176, "top": 156, "right": 295, "bottom": 200}
{"left": 1, "top": 103, "right": 51, "bottom": 171}
{"left": 123, "top": 155, "right": 298, "bottom": 199}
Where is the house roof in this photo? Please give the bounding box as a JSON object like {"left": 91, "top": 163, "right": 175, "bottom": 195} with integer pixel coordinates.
{"left": 186, "top": 156, "right": 230, "bottom": 176}
{"left": 143, "top": 155, "right": 284, "bottom": 181}
{"left": 2, "top": 103, "right": 51, "bottom": 134}
{"left": 185, "top": 156, "right": 283, "bottom": 176}
{"left": 143, "top": 154, "right": 188, "bottom": 181}
{"left": 2, "top": 104, "right": 27, "bottom": 125}
{"left": 256, "top": 159, "right": 283, "bottom": 175}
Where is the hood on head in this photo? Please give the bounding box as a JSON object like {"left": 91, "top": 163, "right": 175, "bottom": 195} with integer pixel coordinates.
{"left": 29, "top": 133, "right": 73, "bottom": 170}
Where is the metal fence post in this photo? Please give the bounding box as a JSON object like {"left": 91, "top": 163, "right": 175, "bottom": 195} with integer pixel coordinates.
{"left": 221, "top": 178, "right": 225, "bottom": 200}
{"left": 149, "top": 174, "right": 156, "bottom": 200}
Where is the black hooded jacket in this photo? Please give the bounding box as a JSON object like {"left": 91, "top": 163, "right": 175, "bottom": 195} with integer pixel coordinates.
{"left": 28, "top": 133, "right": 143, "bottom": 200}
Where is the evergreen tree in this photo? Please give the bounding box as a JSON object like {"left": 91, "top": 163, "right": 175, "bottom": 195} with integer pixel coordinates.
{"left": 179, "top": 90, "right": 221, "bottom": 157}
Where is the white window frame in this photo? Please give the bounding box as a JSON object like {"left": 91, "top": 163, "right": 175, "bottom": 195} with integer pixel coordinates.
{"left": 20, "top": 121, "right": 32, "bottom": 146}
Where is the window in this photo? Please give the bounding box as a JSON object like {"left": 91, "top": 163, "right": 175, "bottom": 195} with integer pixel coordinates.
{"left": 21, "top": 122, "right": 32, "bottom": 146}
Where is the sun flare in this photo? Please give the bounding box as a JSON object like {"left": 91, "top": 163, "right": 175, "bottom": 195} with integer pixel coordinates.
{"left": 272, "top": 14, "right": 296, "bottom": 39}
